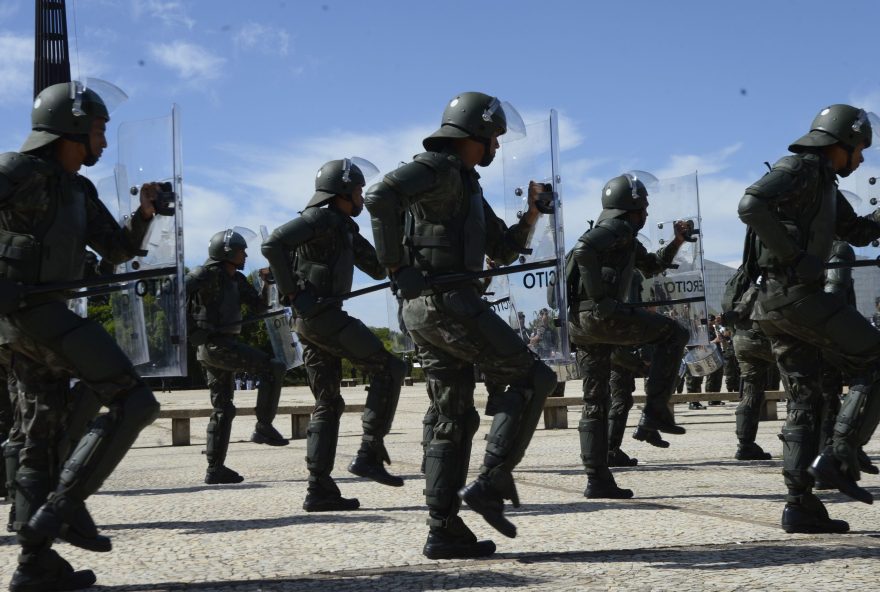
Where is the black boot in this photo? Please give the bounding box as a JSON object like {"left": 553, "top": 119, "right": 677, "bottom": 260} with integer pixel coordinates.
{"left": 607, "top": 448, "right": 638, "bottom": 467}
{"left": 27, "top": 495, "right": 111, "bottom": 553}
{"left": 250, "top": 423, "right": 289, "bottom": 446}
{"left": 808, "top": 446, "right": 873, "bottom": 505}
{"left": 584, "top": 468, "right": 633, "bottom": 499}
{"left": 735, "top": 442, "right": 772, "bottom": 461}
{"left": 632, "top": 426, "right": 669, "bottom": 448}
{"left": 348, "top": 440, "right": 404, "bottom": 487}
{"left": 688, "top": 402, "right": 704, "bottom": 410}
{"left": 9, "top": 547, "right": 96, "bottom": 592}
{"left": 458, "top": 478, "right": 516, "bottom": 539}
{"left": 781, "top": 492, "right": 849, "bottom": 534}
{"left": 858, "top": 448, "right": 879, "bottom": 475}
{"left": 422, "top": 516, "right": 496, "bottom": 560}
{"left": 205, "top": 465, "right": 244, "bottom": 485}
{"left": 303, "top": 475, "right": 360, "bottom": 512}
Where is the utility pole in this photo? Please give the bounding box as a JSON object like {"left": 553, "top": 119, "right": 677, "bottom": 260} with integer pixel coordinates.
{"left": 33, "top": 0, "right": 71, "bottom": 97}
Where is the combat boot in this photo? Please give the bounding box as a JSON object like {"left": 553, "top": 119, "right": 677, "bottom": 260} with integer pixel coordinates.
{"left": 27, "top": 495, "right": 111, "bottom": 553}
{"left": 459, "top": 478, "right": 516, "bottom": 539}
{"left": 250, "top": 423, "right": 289, "bottom": 447}
{"left": 9, "top": 547, "right": 96, "bottom": 592}
{"left": 858, "top": 448, "right": 879, "bottom": 475}
{"left": 303, "top": 475, "right": 359, "bottom": 512}
{"left": 607, "top": 448, "right": 638, "bottom": 467}
{"left": 422, "top": 516, "right": 496, "bottom": 560}
{"left": 688, "top": 402, "right": 704, "bottom": 410}
{"left": 641, "top": 408, "right": 686, "bottom": 435}
{"left": 735, "top": 442, "right": 772, "bottom": 461}
{"left": 781, "top": 492, "right": 849, "bottom": 534}
{"left": 632, "top": 426, "right": 669, "bottom": 448}
{"left": 205, "top": 465, "right": 244, "bottom": 485}
{"left": 348, "top": 440, "right": 404, "bottom": 487}
{"left": 584, "top": 468, "right": 633, "bottom": 499}
{"left": 808, "top": 446, "right": 873, "bottom": 505}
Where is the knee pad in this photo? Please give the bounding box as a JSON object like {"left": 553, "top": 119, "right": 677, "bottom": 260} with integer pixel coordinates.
{"left": 58, "top": 320, "right": 134, "bottom": 388}
{"left": 578, "top": 418, "right": 607, "bottom": 468}
{"left": 114, "top": 383, "right": 160, "bottom": 431}
{"left": 387, "top": 355, "right": 406, "bottom": 385}
{"left": 530, "top": 361, "right": 558, "bottom": 399}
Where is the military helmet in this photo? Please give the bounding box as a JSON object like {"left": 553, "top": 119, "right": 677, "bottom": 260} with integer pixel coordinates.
{"left": 789, "top": 104, "right": 873, "bottom": 153}
{"left": 306, "top": 158, "right": 379, "bottom": 208}
{"left": 423, "top": 92, "right": 510, "bottom": 151}
{"left": 208, "top": 229, "right": 248, "bottom": 263}
{"left": 596, "top": 174, "right": 650, "bottom": 223}
{"left": 21, "top": 81, "right": 111, "bottom": 153}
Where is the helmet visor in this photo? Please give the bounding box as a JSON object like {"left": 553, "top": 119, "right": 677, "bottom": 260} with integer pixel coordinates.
{"left": 228, "top": 226, "right": 257, "bottom": 251}
{"left": 495, "top": 99, "right": 527, "bottom": 144}
{"left": 72, "top": 78, "right": 128, "bottom": 118}
{"left": 343, "top": 157, "right": 380, "bottom": 184}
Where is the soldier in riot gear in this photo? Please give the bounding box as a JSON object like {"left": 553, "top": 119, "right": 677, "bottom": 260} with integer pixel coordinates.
{"left": 365, "top": 91, "right": 557, "bottom": 559}
{"left": 0, "top": 81, "right": 162, "bottom": 591}
{"left": 738, "top": 103, "right": 880, "bottom": 533}
{"left": 567, "top": 174, "right": 690, "bottom": 499}
{"left": 186, "top": 229, "right": 289, "bottom": 485}
{"left": 262, "top": 158, "right": 407, "bottom": 513}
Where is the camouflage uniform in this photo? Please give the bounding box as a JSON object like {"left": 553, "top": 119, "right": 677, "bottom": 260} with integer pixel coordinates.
{"left": 187, "top": 258, "right": 286, "bottom": 480}
{"left": 732, "top": 316, "right": 775, "bottom": 460}
{"left": 607, "top": 345, "right": 649, "bottom": 466}
{"left": 738, "top": 104, "right": 880, "bottom": 531}
{"left": 263, "top": 164, "right": 407, "bottom": 508}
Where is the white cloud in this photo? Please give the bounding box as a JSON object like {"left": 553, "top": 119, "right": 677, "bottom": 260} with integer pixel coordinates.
{"left": 654, "top": 143, "right": 743, "bottom": 178}
{"left": 0, "top": 33, "right": 32, "bottom": 105}
{"left": 234, "top": 23, "right": 289, "bottom": 56}
{"left": 131, "top": 0, "right": 195, "bottom": 29}
{"left": 149, "top": 41, "right": 225, "bottom": 83}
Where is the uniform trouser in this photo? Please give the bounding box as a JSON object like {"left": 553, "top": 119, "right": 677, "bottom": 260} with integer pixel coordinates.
{"left": 0, "top": 361, "right": 12, "bottom": 497}
{"left": 733, "top": 329, "right": 774, "bottom": 444}
{"left": 760, "top": 289, "right": 880, "bottom": 496}
{"left": 296, "top": 307, "right": 405, "bottom": 485}
{"left": 705, "top": 365, "right": 723, "bottom": 394}
{"left": 404, "top": 286, "right": 555, "bottom": 526}
{"left": 608, "top": 365, "right": 635, "bottom": 452}
{"left": 820, "top": 366, "right": 844, "bottom": 449}
{"left": 570, "top": 306, "right": 689, "bottom": 434}
{"left": 685, "top": 372, "right": 703, "bottom": 393}
{"left": 723, "top": 349, "right": 740, "bottom": 392}
{"left": 2, "top": 301, "right": 159, "bottom": 552}
{"left": 198, "top": 336, "right": 286, "bottom": 469}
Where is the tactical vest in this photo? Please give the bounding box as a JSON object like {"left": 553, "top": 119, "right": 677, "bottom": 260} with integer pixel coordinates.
{"left": 189, "top": 263, "right": 244, "bottom": 333}
{"left": 293, "top": 207, "right": 354, "bottom": 298}
{"left": 574, "top": 219, "right": 636, "bottom": 304}
{"left": 0, "top": 152, "right": 88, "bottom": 284}
{"left": 405, "top": 161, "right": 486, "bottom": 274}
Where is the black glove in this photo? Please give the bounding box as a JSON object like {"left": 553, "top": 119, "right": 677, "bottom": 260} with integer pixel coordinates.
{"left": 790, "top": 252, "right": 823, "bottom": 284}
{"left": 593, "top": 296, "right": 618, "bottom": 320}
{"left": 291, "top": 289, "right": 318, "bottom": 318}
{"left": 393, "top": 266, "right": 427, "bottom": 300}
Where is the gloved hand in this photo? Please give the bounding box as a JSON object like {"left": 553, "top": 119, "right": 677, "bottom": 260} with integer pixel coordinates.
{"left": 593, "top": 296, "right": 618, "bottom": 320}
{"left": 790, "top": 252, "right": 823, "bottom": 284}
{"left": 393, "top": 266, "right": 427, "bottom": 300}
{"left": 290, "top": 288, "right": 318, "bottom": 318}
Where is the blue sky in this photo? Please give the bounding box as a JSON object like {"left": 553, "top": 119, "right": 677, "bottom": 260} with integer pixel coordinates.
{"left": 1, "top": 0, "right": 879, "bottom": 326}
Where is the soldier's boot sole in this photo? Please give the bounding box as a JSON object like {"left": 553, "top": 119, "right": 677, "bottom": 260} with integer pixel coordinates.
{"left": 808, "top": 451, "right": 873, "bottom": 505}
{"left": 781, "top": 505, "right": 849, "bottom": 534}
{"left": 27, "top": 501, "right": 111, "bottom": 553}
{"left": 584, "top": 482, "right": 634, "bottom": 499}
{"left": 250, "top": 431, "right": 290, "bottom": 447}
{"left": 9, "top": 566, "right": 96, "bottom": 592}
{"left": 632, "top": 427, "right": 669, "bottom": 448}
{"left": 458, "top": 481, "right": 516, "bottom": 539}
{"left": 347, "top": 457, "right": 404, "bottom": 487}
{"left": 422, "top": 537, "right": 496, "bottom": 560}
{"left": 302, "top": 495, "right": 360, "bottom": 512}
{"left": 607, "top": 450, "right": 638, "bottom": 467}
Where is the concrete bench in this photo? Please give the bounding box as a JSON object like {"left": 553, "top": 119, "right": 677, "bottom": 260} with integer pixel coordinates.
{"left": 157, "top": 404, "right": 366, "bottom": 446}
{"left": 540, "top": 390, "right": 788, "bottom": 430}
{"left": 340, "top": 379, "right": 358, "bottom": 387}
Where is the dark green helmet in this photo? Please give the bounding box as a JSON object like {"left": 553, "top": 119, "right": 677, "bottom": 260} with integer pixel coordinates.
{"left": 789, "top": 104, "right": 873, "bottom": 153}
{"left": 423, "top": 92, "right": 515, "bottom": 151}
{"left": 597, "top": 174, "right": 650, "bottom": 223}
{"left": 21, "top": 81, "right": 111, "bottom": 153}
{"left": 306, "top": 159, "right": 366, "bottom": 208}
{"left": 208, "top": 229, "right": 248, "bottom": 263}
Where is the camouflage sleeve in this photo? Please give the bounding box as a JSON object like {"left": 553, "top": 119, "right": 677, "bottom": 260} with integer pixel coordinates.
{"left": 84, "top": 179, "right": 152, "bottom": 264}
{"left": 352, "top": 231, "right": 387, "bottom": 280}
{"left": 236, "top": 272, "right": 269, "bottom": 312}
{"left": 262, "top": 215, "right": 316, "bottom": 296}
{"left": 834, "top": 190, "right": 880, "bottom": 246}
{"left": 484, "top": 198, "right": 532, "bottom": 266}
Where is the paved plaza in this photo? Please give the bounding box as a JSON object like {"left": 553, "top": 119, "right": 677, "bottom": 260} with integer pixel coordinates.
{"left": 2, "top": 382, "right": 879, "bottom": 591}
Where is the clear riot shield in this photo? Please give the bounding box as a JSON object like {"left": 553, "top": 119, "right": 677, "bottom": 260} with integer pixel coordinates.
{"left": 258, "top": 225, "right": 302, "bottom": 369}
{"left": 385, "top": 290, "right": 415, "bottom": 354}
{"left": 501, "top": 110, "right": 569, "bottom": 364}
{"left": 640, "top": 171, "right": 709, "bottom": 346}
{"left": 112, "top": 105, "right": 187, "bottom": 377}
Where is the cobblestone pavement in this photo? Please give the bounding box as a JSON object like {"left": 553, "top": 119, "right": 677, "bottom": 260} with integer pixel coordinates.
{"left": 2, "top": 382, "right": 879, "bottom": 591}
